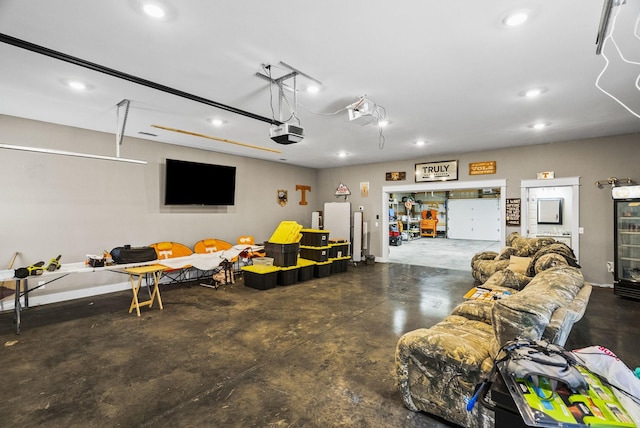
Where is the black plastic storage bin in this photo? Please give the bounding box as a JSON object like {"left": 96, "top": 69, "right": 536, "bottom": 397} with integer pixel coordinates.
{"left": 314, "top": 260, "right": 332, "bottom": 278}
{"left": 241, "top": 265, "right": 279, "bottom": 290}
{"left": 329, "top": 241, "right": 350, "bottom": 258}
{"left": 300, "top": 229, "right": 330, "bottom": 247}
{"left": 277, "top": 266, "right": 299, "bottom": 286}
{"left": 330, "top": 256, "right": 349, "bottom": 274}
{"left": 296, "top": 259, "right": 315, "bottom": 282}
{"left": 299, "top": 245, "right": 329, "bottom": 262}
{"left": 264, "top": 242, "right": 299, "bottom": 267}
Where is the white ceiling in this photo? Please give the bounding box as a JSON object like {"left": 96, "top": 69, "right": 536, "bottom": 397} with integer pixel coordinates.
{"left": 1, "top": 0, "right": 639, "bottom": 169}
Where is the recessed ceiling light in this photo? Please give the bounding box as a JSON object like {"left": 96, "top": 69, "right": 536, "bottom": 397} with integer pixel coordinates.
{"left": 520, "top": 87, "right": 548, "bottom": 98}
{"left": 62, "top": 79, "right": 92, "bottom": 91}
{"left": 306, "top": 85, "right": 320, "bottom": 94}
{"left": 338, "top": 151, "right": 348, "bottom": 158}
{"left": 503, "top": 12, "right": 528, "bottom": 26}
{"left": 529, "top": 121, "right": 550, "bottom": 129}
{"left": 142, "top": 3, "right": 166, "bottom": 18}
{"left": 378, "top": 120, "right": 389, "bottom": 127}
{"left": 414, "top": 140, "right": 426, "bottom": 146}
{"left": 68, "top": 80, "right": 87, "bottom": 90}
{"left": 208, "top": 118, "right": 224, "bottom": 127}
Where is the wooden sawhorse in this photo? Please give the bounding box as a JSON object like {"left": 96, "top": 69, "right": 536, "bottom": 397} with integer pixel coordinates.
{"left": 125, "top": 265, "right": 165, "bottom": 316}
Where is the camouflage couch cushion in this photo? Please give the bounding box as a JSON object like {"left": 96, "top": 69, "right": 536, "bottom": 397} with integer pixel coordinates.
{"left": 471, "top": 233, "right": 579, "bottom": 287}
{"left": 396, "top": 263, "right": 591, "bottom": 428}
{"left": 483, "top": 268, "right": 531, "bottom": 291}
{"left": 491, "top": 265, "right": 589, "bottom": 352}
{"left": 395, "top": 315, "right": 496, "bottom": 428}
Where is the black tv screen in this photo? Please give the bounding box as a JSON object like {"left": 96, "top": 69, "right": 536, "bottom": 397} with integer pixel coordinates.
{"left": 164, "top": 158, "right": 236, "bottom": 205}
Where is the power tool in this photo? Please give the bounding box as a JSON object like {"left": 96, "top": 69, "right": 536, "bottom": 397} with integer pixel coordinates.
{"left": 14, "top": 255, "right": 62, "bottom": 278}
{"left": 46, "top": 255, "right": 62, "bottom": 271}
{"left": 14, "top": 261, "right": 45, "bottom": 279}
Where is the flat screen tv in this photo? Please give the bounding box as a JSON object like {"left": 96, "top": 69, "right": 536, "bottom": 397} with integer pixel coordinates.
{"left": 164, "top": 158, "right": 236, "bottom": 206}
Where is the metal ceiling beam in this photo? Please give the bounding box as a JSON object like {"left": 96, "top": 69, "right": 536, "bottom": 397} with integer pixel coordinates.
{"left": 0, "top": 33, "right": 281, "bottom": 125}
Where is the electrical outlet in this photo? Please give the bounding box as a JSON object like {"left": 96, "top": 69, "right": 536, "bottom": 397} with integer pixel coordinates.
{"left": 606, "top": 261, "right": 614, "bottom": 273}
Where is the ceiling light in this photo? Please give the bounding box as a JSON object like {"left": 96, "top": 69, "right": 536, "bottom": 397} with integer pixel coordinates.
{"left": 208, "top": 118, "right": 224, "bottom": 127}
{"left": 338, "top": 151, "right": 347, "bottom": 158}
{"left": 142, "top": 3, "right": 166, "bottom": 18}
{"left": 67, "top": 80, "right": 87, "bottom": 91}
{"left": 503, "top": 12, "right": 528, "bottom": 26}
{"left": 520, "top": 87, "right": 548, "bottom": 98}
{"left": 306, "top": 85, "right": 320, "bottom": 94}
{"left": 415, "top": 140, "right": 426, "bottom": 146}
{"left": 378, "top": 120, "right": 389, "bottom": 127}
{"left": 529, "top": 121, "right": 550, "bottom": 129}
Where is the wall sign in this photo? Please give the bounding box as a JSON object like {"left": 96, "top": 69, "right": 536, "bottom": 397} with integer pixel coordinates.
{"left": 335, "top": 182, "right": 351, "bottom": 198}
{"left": 360, "top": 182, "right": 369, "bottom": 197}
{"left": 277, "top": 190, "right": 288, "bottom": 207}
{"left": 469, "top": 161, "right": 496, "bottom": 175}
{"left": 537, "top": 171, "right": 555, "bottom": 179}
{"left": 295, "top": 184, "right": 311, "bottom": 205}
{"left": 506, "top": 198, "right": 521, "bottom": 226}
{"left": 415, "top": 160, "right": 458, "bottom": 182}
{"left": 385, "top": 171, "right": 406, "bottom": 181}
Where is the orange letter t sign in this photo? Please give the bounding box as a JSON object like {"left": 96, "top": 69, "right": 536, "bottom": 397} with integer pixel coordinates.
{"left": 296, "top": 185, "right": 311, "bottom": 205}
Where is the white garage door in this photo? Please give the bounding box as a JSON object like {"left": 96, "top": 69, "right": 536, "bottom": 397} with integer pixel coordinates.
{"left": 447, "top": 199, "right": 500, "bottom": 241}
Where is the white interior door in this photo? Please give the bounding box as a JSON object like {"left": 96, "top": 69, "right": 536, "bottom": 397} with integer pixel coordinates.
{"left": 447, "top": 199, "right": 500, "bottom": 241}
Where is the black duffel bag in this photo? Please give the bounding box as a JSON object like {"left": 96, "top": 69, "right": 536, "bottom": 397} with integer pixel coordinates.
{"left": 110, "top": 245, "right": 157, "bottom": 264}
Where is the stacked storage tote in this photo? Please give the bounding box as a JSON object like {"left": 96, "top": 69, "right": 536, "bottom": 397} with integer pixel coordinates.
{"left": 299, "top": 229, "right": 332, "bottom": 278}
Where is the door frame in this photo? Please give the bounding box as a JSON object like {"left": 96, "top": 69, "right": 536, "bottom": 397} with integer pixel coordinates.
{"left": 380, "top": 179, "right": 507, "bottom": 263}
{"left": 520, "top": 177, "right": 580, "bottom": 261}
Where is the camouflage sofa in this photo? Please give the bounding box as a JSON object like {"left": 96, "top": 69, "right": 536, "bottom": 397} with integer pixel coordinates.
{"left": 395, "top": 237, "right": 591, "bottom": 428}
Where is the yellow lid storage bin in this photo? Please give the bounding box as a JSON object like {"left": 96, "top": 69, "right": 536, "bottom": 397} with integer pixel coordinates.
{"left": 277, "top": 265, "right": 300, "bottom": 286}
{"left": 299, "top": 245, "right": 330, "bottom": 262}
{"left": 313, "top": 260, "right": 332, "bottom": 278}
{"left": 300, "top": 229, "right": 330, "bottom": 247}
{"left": 269, "top": 221, "right": 303, "bottom": 244}
{"left": 329, "top": 256, "right": 350, "bottom": 274}
{"left": 296, "top": 258, "right": 316, "bottom": 282}
{"left": 241, "top": 265, "right": 279, "bottom": 290}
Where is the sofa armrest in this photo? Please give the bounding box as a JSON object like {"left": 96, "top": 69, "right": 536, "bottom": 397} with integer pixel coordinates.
{"left": 491, "top": 266, "right": 585, "bottom": 349}
{"left": 396, "top": 315, "right": 495, "bottom": 428}
{"left": 451, "top": 300, "right": 495, "bottom": 324}
{"left": 543, "top": 282, "right": 592, "bottom": 346}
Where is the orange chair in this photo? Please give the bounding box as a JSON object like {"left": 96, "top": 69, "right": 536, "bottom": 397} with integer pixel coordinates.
{"left": 193, "top": 238, "right": 236, "bottom": 287}
{"left": 149, "top": 241, "right": 193, "bottom": 283}
{"left": 237, "top": 236, "right": 266, "bottom": 259}
{"left": 193, "top": 238, "right": 234, "bottom": 254}
{"left": 420, "top": 209, "right": 439, "bottom": 238}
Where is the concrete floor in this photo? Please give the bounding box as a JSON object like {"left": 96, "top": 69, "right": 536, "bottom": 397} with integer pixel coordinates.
{"left": 1, "top": 260, "right": 639, "bottom": 427}
{"left": 388, "top": 236, "right": 501, "bottom": 270}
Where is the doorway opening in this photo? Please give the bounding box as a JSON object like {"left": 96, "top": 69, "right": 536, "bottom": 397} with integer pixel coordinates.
{"left": 380, "top": 179, "right": 507, "bottom": 267}
{"left": 520, "top": 177, "right": 580, "bottom": 261}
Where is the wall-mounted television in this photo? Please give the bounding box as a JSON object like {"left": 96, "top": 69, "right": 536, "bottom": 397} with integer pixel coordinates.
{"left": 164, "top": 158, "right": 236, "bottom": 206}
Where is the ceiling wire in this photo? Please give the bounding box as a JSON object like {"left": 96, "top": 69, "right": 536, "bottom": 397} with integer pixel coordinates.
{"left": 263, "top": 63, "right": 297, "bottom": 124}
{"left": 595, "top": 6, "right": 640, "bottom": 119}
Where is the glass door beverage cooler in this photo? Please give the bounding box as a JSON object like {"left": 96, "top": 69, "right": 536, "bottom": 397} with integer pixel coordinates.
{"left": 613, "top": 186, "right": 640, "bottom": 299}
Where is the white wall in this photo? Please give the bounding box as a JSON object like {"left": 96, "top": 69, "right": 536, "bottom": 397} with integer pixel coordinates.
{"left": 316, "top": 133, "right": 640, "bottom": 286}
{"left": 0, "top": 115, "right": 318, "bottom": 298}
